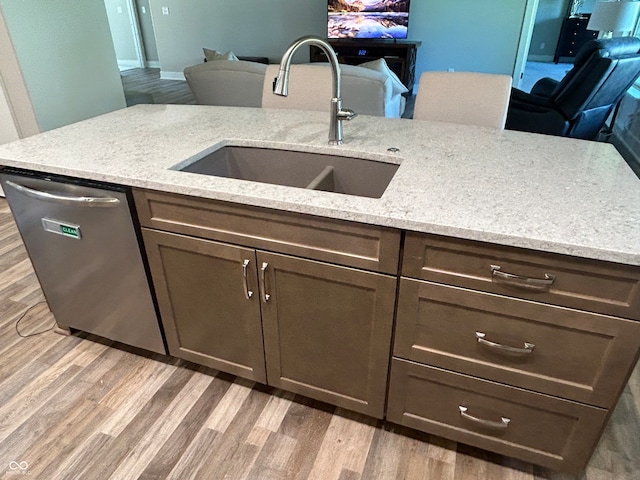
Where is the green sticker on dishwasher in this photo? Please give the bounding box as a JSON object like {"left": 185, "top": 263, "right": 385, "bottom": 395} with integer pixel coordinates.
{"left": 41, "top": 218, "right": 82, "bottom": 239}
{"left": 60, "top": 225, "right": 80, "bottom": 238}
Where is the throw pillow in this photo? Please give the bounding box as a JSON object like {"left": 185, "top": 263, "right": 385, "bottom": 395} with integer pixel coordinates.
{"left": 358, "top": 58, "right": 408, "bottom": 96}
{"left": 203, "top": 48, "right": 239, "bottom": 62}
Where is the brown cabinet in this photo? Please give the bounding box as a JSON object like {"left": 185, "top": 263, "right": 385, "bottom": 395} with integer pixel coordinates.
{"left": 387, "top": 359, "right": 608, "bottom": 473}
{"left": 134, "top": 189, "right": 399, "bottom": 418}
{"left": 142, "top": 229, "right": 267, "bottom": 383}
{"left": 403, "top": 231, "right": 640, "bottom": 320}
{"left": 259, "top": 251, "right": 395, "bottom": 417}
{"left": 390, "top": 232, "right": 640, "bottom": 472}
{"left": 394, "top": 278, "right": 640, "bottom": 408}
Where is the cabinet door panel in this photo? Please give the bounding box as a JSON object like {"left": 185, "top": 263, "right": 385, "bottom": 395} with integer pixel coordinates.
{"left": 259, "top": 251, "right": 395, "bottom": 418}
{"left": 142, "top": 228, "right": 266, "bottom": 383}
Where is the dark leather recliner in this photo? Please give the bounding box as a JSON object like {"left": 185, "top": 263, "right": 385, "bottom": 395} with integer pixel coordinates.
{"left": 506, "top": 37, "right": 640, "bottom": 140}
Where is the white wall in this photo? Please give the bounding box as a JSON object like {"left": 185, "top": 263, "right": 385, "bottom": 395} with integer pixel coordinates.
{"left": 409, "top": 0, "right": 529, "bottom": 78}
{"left": 0, "top": 82, "right": 18, "bottom": 145}
{"left": 104, "top": 0, "right": 140, "bottom": 67}
{"left": 148, "top": 0, "right": 326, "bottom": 77}
{"left": 528, "top": 0, "right": 570, "bottom": 61}
{"left": 0, "top": 0, "right": 126, "bottom": 132}
{"left": 148, "top": 0, "right": 531, "bottom": 83}
{"left": 0, "top": 81, "right": 17, "bottom": 196}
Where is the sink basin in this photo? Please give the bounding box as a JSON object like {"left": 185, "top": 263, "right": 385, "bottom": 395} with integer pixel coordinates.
{"left": 173, "top": 146, "right": 399, "bottom": 199}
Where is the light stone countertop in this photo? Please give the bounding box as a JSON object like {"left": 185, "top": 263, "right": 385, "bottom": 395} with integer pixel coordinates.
{"left": 1, "top": 104, "right": 639, "bottom": 266}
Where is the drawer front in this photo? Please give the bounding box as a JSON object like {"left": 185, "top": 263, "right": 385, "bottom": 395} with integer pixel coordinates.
{"left": 387, "top": 359, "right": 608, "bottom": 473}
{"left": 134, "top": 189, "right": 400, "bottom": 274}
{"left": 403, "top": 232, "right": 640, "bottom": 320}
{"left": 394, "top": 279, "right": 640, "bottom": 407}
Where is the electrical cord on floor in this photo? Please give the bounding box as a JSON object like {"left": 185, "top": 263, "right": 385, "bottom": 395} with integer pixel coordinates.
{"left": 15, "top": 300, "right": 56, "bottom": 337}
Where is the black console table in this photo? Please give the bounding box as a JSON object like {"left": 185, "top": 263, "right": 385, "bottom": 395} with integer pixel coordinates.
{"left": 310, "top": 39, "right": 421, "bottom": 92}
{"left": 554, "top": 14, "right": 597, "bottom": 63}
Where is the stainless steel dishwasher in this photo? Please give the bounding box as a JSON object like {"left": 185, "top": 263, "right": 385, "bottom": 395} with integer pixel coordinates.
{"left": 0, "top": 168, "right": 166, "bottom": 354}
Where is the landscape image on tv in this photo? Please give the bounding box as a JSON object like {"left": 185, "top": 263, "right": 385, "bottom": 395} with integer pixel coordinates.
{"left": 328, "top": 0, "right": 410, "bottom": 39}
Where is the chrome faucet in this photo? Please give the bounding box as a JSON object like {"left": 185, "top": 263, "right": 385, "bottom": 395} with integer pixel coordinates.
{"left": 273, "top": 36, "right": 358, "bottom": 145}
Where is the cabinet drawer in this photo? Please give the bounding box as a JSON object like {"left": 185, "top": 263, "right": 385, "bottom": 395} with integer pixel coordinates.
{"left": 134, "top": 189, "right": 400, "bottom": 274}
{"left": 394, "top": 279, "right": 640, "bottom": 407}
{"left": 387, "top": 359, "right": 608, "bottom": 473}
{"left": 403, "top": 232, "right": 640, "bottom": 320}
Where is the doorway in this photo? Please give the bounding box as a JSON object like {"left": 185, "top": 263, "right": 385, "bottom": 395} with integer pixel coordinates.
{"left": 104, "top": 0, "right": 159, "bottom": 71}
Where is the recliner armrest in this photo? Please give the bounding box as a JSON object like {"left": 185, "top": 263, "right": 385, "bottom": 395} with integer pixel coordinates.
{"left": 506, "top": 88, "right": 570, "bottom": 136}
{"left": 509, "top": 87, "right": 556, "bottom": 111}
{"left": 530, "top": 77, "right": 559, "bottom": 97}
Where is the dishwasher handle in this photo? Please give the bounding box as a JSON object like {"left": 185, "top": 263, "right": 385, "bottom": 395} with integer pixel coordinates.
{"left": 4, "top": 180, "right": 121, "bottom": 207}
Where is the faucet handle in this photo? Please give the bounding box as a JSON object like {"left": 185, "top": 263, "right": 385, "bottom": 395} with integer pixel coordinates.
{"left": 337, "top": 109, "right": 358, "bottom": 121}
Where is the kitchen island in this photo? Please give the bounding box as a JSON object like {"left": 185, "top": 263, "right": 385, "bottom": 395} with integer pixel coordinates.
{"left": 1, "top": 104, "right": 639, "bottom": 473}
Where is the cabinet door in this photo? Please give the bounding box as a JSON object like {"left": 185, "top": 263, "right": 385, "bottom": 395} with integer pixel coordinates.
{"left": 142, "top": 229, "right": 266, "bottom": 383}
{"left": 258, "top": 251, "right": 396, "bottom": 418}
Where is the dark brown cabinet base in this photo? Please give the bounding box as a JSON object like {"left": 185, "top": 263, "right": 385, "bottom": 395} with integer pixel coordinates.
{"left": 259, "top": 251, "right": 396, "bottom": 418}
{"left": 142, "top": 228, "right": 267, "bottom": 383}
{"left": 135, "top": 189, "right": 399, "bottom": 419}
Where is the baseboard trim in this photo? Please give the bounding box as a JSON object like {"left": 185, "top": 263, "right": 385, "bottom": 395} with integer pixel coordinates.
{"left": 118, "top": 60, "right": 141, "bottom": 70}
{"left": 527, "top": 54, "right": 555, "bottom": 63}
{"left": 160, "top": 71, "right": 186, "bottom": 81}
{"left": 146, "top": 61, "right": 160, "bottom": 68}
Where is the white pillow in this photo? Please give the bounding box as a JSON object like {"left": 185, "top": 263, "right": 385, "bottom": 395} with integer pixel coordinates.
{"left": 203, "top": 48, "right": 239, "bottom": 62}
{"left": 358, "top": 58, "right": 408, "bottom": 96}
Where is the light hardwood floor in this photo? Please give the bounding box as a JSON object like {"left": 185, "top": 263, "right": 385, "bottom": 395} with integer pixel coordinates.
{"left": 121, "top": 68, "right": 195, "bottom": 106}
{"left": 0, "top": 198, "right": 638, "bottom": 479}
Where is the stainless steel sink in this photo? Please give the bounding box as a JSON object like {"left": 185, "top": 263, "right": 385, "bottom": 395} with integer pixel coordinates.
{"left": 173, "top": 146, "right": 399, "bottom": 199}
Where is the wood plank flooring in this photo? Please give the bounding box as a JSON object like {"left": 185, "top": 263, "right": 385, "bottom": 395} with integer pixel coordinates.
{"left": 121, "top": 68, "right": 195, "bottom": 106}
{"left": 0, "top": 197, "right": 638, "bottom": 479}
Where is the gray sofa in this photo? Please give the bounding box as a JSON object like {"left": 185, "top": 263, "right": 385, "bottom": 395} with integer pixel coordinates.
{"left": 184, "top": 59, "right": 407, "bottom": 117}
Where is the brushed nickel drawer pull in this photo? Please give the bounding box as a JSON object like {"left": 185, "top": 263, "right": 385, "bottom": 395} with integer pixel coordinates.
{"left": 242, "top": 259, "right": 253, "bottom": 300}
{"left": 490, "top": 265, "right": 555, "bottom": 292}
{"left": 260, "top": 262, "right": 271, "bottom": 303}
{"left": 475, "top": 331, "right": 535, "bottom": 355}
{"left": 458, "top": 406, "right": 511, "bottom": 429}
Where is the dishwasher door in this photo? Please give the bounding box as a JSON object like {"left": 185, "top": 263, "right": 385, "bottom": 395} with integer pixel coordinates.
{"left": 1, "top": 171, "right": 166, "bottom": 354}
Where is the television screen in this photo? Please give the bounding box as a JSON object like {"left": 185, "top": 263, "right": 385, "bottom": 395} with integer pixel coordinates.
{"left": 328, "top": 0, "right": 411, "bottom": 39}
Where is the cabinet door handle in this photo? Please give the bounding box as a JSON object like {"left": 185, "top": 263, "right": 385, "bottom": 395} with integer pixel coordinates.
{"left": 490, "top": 265, "right": 555, "bottom": 292}
{"left": 475, "top": 331, "right": 535, "bottom": 355}
{"left": 260, "top": 262, "right": 271, "bottom": 303}
{"left": 458, "top": 406, "right": 511, "bottom": 430}
{"left": 242, "top": 259, "right": 253, "bottom": 300}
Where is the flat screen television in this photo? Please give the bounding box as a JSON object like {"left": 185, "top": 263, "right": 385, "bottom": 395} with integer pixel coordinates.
{"left": 328, "top": 0, "right": 411, "bottom": 39}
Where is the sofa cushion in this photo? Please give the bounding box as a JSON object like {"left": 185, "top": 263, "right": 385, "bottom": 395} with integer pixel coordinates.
{"left": 358, "top": 58, "right": 408, "bottom": 96}
{"left": 203, "top": 48, "right": 239, "bottom": 62}
{"left": 261, "top": 63, "right": 405, "bottom": 118}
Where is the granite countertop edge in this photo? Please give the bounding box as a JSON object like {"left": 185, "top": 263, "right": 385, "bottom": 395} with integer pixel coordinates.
{"left": 1, "top": 104, "right": 639, "bottom": 267}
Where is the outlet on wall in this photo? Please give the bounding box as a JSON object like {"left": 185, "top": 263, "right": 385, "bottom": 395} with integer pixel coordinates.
{"left": 540, "top": 42, "right": 546, "bottom": 50}
{"left": 162, "top": 6, "right": 170, "bottom": 15}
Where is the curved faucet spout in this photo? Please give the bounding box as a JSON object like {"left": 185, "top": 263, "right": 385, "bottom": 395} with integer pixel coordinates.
{"left": 273, "top": 35, "right": 357, "bottom": 145}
